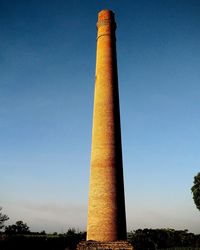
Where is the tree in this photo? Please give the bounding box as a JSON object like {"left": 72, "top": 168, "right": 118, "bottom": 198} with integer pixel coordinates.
{"left": 191, "top": 172, "right": 200, "bottom": 211}
{"left": 5, "top": 220, "right": 30, "bottom": 235}
{"left": 0, "top": 207, "right": 9, "bottom": 230}
{"left": 64, "top": 228, "right": 86, "bottom": 249}
{"left": 128, "top": 229, "right": 197, "bottom": 249}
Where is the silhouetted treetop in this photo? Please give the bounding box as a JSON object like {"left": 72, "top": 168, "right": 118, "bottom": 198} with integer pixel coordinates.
{"left": 0, "top": 207, "right": 9, "bottom": 230}
{"left": 191, "top": 172, "right": 200, "bottom": 211}
{"left": 5, "top": 220, "right": 30, "bottom": 235}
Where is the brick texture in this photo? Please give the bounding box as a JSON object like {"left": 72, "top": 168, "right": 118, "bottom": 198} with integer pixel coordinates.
{"left": 77, "top": 241, "right": 134, "bottom": 250}
{"left": 86, "top": 10, "right": 127, "bottom": 242}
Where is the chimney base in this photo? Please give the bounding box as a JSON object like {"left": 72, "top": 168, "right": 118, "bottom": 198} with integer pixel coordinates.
{"left": 77, "top": 240, "right": 134, "bottom": 250}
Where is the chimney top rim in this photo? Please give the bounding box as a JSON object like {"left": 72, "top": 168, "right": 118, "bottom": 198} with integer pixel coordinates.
{"left": 98, "top": 9, "right": 115, "bottom": 21}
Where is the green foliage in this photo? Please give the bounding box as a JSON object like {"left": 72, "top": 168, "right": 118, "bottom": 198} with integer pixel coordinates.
{"left": 64, "top": 228, "right": 86, "bottom": 249}
{"left": 128, "top": 229, "right": 199, "bottom": 250}
{"left": 0, "top": 207, "right": 9, "bottom": 230}
{"left": 191, "top": 172, "right": 200, "bottom": 211}
{"left": 0, "top": 228, "right": 200, "bottom": 250}
{"left": 5, "top": 221, "right": 30, "bottom": 235}
{"left": 0, "top": 228, "right": 86, "bottom": 250}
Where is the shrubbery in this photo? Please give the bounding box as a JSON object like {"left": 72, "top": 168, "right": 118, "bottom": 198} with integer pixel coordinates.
{"left": 1, "top": 228, "right": 200, "bottom": 250}
{"left": 0, "top": 228, "right": 86, "bottom": 250}
{"left": 128, "top": 229, "right": 200, "bottom": 250}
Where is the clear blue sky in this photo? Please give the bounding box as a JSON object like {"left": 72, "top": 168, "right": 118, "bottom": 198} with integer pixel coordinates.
{"left": 1, "top": 0, "right": 200, "bottom": 233}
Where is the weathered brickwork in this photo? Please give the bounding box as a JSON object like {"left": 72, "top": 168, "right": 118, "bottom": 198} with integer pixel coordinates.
{"left": 77, "top": 241, "right": 133, "bottom": 250}
{"left": 86, "top": 10, "right": 128, "bottom": 243}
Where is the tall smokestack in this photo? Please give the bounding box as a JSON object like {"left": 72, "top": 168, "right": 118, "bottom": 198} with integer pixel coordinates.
{"left": 87, "top": 9, "right": 126, "bottom": 241}
{"left": 77, "top": 9, "right": 133, "bottom": 250}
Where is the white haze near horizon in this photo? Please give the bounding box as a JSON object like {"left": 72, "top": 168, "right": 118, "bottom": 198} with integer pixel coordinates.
{"left": 3, "top": 194, "right": 200, "bottom": 234}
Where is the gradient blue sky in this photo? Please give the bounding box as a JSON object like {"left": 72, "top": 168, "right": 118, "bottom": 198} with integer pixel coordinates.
{"left": 1, "top": 0, "right": 200, "bottom": 233}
